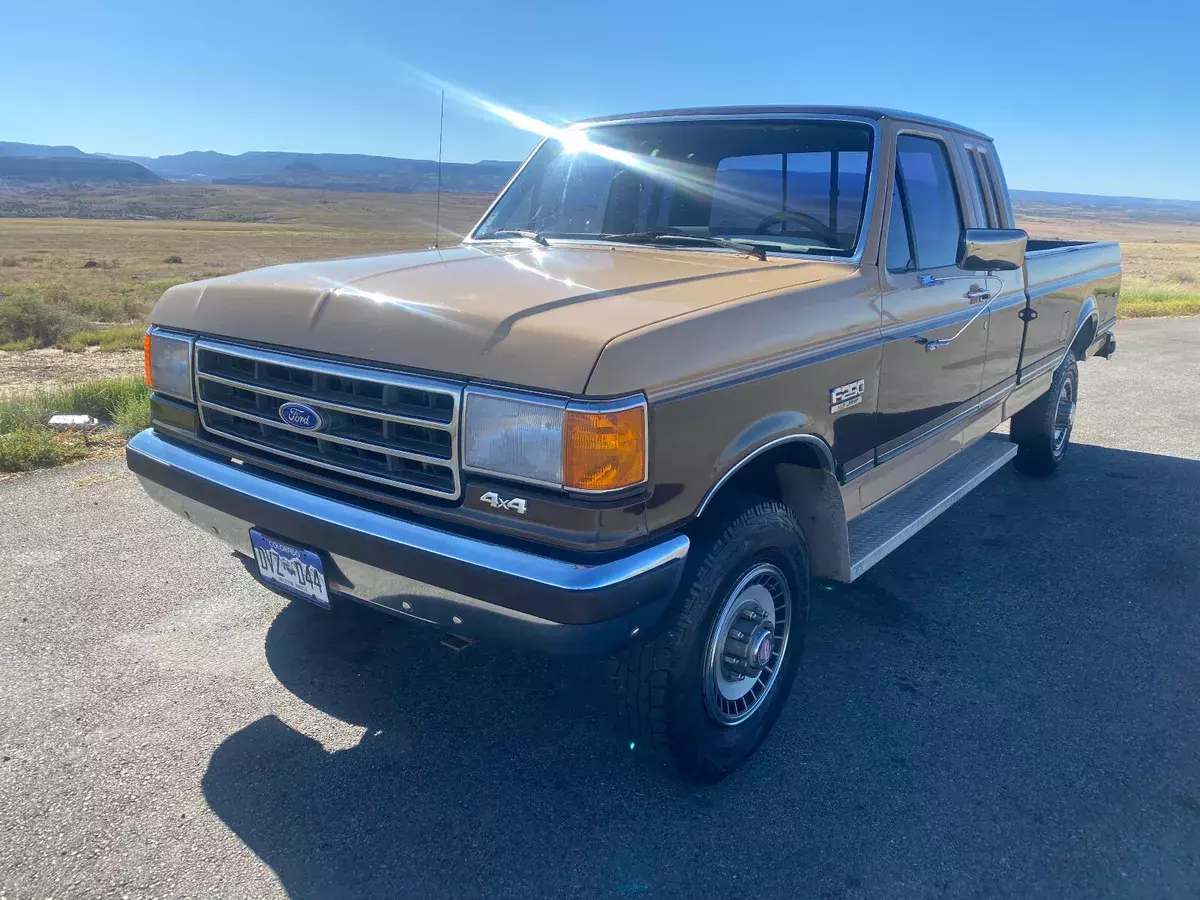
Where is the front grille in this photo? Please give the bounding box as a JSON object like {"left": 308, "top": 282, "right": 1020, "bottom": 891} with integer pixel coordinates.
{"left": 194, "top": 339, "right": 462, "bottom": 499}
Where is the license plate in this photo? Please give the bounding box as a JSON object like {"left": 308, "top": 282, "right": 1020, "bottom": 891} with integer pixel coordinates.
{"left": 249, "top": 529, "right": 329, "bottom": 608}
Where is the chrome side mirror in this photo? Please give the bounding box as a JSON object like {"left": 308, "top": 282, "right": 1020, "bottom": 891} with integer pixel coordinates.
{"left": 957, "top": 228, "right": 1027, "bottom": 271}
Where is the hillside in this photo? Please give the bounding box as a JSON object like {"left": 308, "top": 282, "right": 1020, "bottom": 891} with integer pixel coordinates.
{"left": 0, "top": 156, "right": 166, "bottom": 188}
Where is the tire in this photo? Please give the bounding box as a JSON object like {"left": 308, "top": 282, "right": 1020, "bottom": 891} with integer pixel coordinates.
{"left": 1011, "top": 357, "right": 1079, "bottom": 477}
{"left": 610, "top": 499, "right": 810, "bottom": 784}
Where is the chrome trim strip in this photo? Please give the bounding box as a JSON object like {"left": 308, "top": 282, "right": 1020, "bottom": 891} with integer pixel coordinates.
{"left": 194, "top": 338, "right": 462, "bottom": 500}
{"left": 200, "top": 400, "right": 452, "bottom": 466}
{"left": 196, "top": 371, "right": 452, "bottom": 430}
{"left": 200, "top": 426, "right": 455, "bottom": 495}
{"left": 147, "top": 326, "right": 196, "bottom": 404}
{"left": 128, "top": 429, "right": 689, "bottom": 595}
{"left": 849, "top": 435, "right": 1017, "bottom": 580}
{"left": 461, "top": 386, "right": 651, "bottom": 496}
{"left": 877, "top": 380, "right": 1014, "bottom": 466}
{"left": 565, "top": 395, "right": 651, "bottom": 495}
{"left": 1020, "top": 348, "right": 1069, "bottom": 384}
{"left": 1026, "top": 265, "right": 1121, "bottom": 301}
{"left": 195, "top": 339, "right": 462, "bottom": 405}
{"left": 696, "top": 433, "right": 835, "bottom": 517}
{"left": 650, "top": 328, "right": 882, "bottom": 403}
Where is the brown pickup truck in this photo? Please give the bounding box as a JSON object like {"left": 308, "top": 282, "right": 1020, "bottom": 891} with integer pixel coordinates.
{"left": 128, "top": 106, "right": 1120, "bottom": 782}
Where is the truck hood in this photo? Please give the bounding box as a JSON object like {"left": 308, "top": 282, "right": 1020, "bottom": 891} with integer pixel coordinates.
{"left": 150, "top": 243, "right": 842, "bottom": 394}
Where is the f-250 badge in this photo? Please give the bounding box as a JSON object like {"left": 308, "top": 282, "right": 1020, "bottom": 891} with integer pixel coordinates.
{"left": 479, "top": 491, "right": 527, "bottom": 515}
{"left": 830, "top": 379, "right": 865, "bottom": 414}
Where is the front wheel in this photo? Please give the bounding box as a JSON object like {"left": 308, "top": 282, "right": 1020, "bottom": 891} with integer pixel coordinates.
{"left": 1011, "top": 357, "right": 1079, "bottom": 476}
{"left": 611, "top": 500, "right": 810, "bottom": 784}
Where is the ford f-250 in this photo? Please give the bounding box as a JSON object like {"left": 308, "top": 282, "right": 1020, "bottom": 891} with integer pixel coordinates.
{"left": 128, "top": 106, "right": 1120, "bottom": 782}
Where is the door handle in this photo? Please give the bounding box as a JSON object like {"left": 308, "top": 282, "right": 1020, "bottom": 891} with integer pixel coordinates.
{"left": 965, "top": 288, "right": 991, "bottom": 303}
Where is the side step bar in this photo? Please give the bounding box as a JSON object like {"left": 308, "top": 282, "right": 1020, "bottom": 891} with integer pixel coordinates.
{"left": 847, "top": 434, "right": 1018, "bottom": 581}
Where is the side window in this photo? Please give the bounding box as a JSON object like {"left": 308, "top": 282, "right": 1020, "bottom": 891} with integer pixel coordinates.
{"left": 982, "top": 151, "right": 1010, "bottom": 227}
{"left": 895, "top": 135, "right": 963, "bottom": 270}
{"left": 886, "top": 169, "right": 915, "bottom": 272}
{"left": 967, "top": 150, "right": 998, "bottom": 228}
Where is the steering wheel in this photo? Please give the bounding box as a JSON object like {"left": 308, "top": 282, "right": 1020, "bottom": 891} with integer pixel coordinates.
{"left": 754, "top": 210, "right": 839, "bottom": 247}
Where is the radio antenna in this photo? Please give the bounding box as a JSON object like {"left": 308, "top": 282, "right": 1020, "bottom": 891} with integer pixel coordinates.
{"left": 434, "top": 89, "right": 444, "bottom": 249}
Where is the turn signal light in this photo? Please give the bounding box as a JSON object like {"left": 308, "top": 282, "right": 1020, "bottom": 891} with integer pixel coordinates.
{"left": 143, "top": 331, "right": 153, "bottom": 386}
{"left": 563, "top": 404, "right": 647, "bottom": 492}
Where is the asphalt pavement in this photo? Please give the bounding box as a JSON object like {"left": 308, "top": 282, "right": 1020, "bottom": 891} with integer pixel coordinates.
{"left": 1, "top": 318, "right": 1198, "bottom": 899}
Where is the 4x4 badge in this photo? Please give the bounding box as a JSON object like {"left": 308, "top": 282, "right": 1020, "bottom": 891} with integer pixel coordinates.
{"left": 830, "top": 379, "right": 865, "bottom": 414}
{"left": 479, "top": 491, "right": 527, "bottom": 515}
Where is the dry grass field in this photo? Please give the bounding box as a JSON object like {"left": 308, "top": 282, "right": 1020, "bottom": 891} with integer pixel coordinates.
{"left": 0, "top": 187, "right": 492, "bottom": 356}
{"left": 1016, "top": 206, "right": 1200, "bottom": 318}
{"left": 0, "top": 184, "right": 1193, "bottom": 472}
{"left": 0, "top": 184, "right": 1195, "bottom": 388}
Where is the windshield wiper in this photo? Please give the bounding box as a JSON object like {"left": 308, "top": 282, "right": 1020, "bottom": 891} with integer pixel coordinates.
{"left": 600, "top": 230, "right": 767, "bottom": 261}
{"left": 487, "top": 229, "right": 550, "bottom": 247}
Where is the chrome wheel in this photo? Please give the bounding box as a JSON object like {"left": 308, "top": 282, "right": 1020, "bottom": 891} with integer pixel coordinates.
{"left": 703, "top": 562, "right": 792, "bottom": 726}
{"left": 1052, "top": 376, "right": 1076, "bottom": 456}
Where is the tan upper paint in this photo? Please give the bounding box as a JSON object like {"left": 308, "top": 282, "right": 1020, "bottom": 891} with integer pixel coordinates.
{"left": 150, "top": 243, "right": 841, "bottom": 395}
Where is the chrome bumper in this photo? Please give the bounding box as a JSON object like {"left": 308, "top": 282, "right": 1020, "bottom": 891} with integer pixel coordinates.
{"left": 126, "top": 430, "right": 689, "bottom": 655}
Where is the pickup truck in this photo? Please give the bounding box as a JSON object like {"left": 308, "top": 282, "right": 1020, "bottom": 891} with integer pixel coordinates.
{"left": 128, "top": 105, "right": 1120, "bottom": 783}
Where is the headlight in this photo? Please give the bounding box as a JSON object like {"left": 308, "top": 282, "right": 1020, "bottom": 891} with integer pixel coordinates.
{"left": 143, "top": 327, "right": 194, "bottom": 402}
{"left": 463, "top": 388, "right": 648, "bottom": 493}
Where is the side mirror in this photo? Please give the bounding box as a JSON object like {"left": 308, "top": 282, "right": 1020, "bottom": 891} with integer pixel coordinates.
{"left": 957, "top": 228, "right": 1027, "bottom": 271}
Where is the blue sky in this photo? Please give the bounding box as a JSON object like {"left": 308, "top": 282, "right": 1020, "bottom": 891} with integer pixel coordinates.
{"left": 4, "top": 0, "right": 1198, "bottom": 200}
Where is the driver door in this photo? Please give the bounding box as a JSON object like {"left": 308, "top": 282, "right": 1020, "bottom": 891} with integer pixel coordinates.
{"left": 874, "top": 133, "right": 991, "bottom": 469}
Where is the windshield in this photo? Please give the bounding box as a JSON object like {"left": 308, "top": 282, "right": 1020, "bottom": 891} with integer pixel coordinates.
{"left": 474, "top": 119, "right": 874, "bottom": 256}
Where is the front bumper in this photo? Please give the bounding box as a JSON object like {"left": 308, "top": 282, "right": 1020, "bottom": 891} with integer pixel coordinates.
{"left": 126, "top": 429, "right": 688, "bottom": 655}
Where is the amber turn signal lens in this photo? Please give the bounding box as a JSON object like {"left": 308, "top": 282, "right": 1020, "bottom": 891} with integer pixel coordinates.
{"left": 143, "top": 332, "right": 153, "bottom": 386}
{"left": 563, "top": 405, "right": 646, "bottom": 492}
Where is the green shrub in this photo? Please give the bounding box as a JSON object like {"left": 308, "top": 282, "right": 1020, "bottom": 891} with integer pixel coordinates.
{"left": 0, "top": 428, "right": 87, "bottom": 473}
{"left": 68, "top": 324, "right": 146, "bottom": 351}
{"left": 1118, "top": 282, "right": 1200, "bottom": 318}
{"left": 112, "top": 390, "right": 151, "bottom": 436}
{"left": 0, "top": 293, "right": 83, "bottom": 347}
{"left": 0, "top": 376, "right": 149, "bottom": 433}
{"left": 0, "top": 337, "right": 38, "bottom": 351}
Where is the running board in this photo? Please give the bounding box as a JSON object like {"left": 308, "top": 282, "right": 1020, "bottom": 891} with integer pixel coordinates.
{"left": 847, "top": 434, "right": 1017, "bottom": 581}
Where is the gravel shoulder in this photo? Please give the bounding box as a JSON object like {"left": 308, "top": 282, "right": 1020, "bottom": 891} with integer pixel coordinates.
{"left": 0, "top": 348, "right": 143, "bottom": 396}
{"left": 1, "top": 318, "right": 1198, "bottom": 899}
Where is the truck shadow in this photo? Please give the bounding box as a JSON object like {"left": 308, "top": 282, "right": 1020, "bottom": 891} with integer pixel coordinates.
{"left": 201, "top": 443, "right": 1200, "bottom": 899}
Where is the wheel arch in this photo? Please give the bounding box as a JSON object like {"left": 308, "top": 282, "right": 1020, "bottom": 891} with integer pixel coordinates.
{"left": 1068, "top": 297, "right": 1099, "bottom": 361}
{"left": 694, "top": 432, "right": 850, "bottom": 582}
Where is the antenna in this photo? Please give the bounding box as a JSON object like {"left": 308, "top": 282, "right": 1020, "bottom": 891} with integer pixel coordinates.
{"left": 434, "top": 89, "right": 444, "bottom": 249}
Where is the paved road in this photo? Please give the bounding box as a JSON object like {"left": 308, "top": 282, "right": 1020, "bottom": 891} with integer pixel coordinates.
{"left": 1, "top": 319, "right": 1198, "bottom": 900}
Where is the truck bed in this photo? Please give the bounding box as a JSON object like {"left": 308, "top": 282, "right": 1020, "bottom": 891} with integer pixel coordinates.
{"left": 1023, "top": 239, "right": 1122, "bottom": 345}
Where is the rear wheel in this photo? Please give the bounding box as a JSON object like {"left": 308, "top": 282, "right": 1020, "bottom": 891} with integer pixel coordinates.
{"left": 1012, "top": 357, "right": 1078, "bottom": 476}
{"left": 611, "top": 499, "right": 810, "bottom": 784}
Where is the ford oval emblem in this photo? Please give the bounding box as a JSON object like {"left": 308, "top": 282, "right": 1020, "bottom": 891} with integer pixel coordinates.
{"left": 279, "top": 402, "right": 324, "bottom": 431}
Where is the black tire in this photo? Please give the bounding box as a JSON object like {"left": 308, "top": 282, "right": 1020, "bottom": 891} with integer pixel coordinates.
{"left": 610, "top": 499, "right": 810, "bottom": 784}
{"left": 1011, "top": 357, "right": 1079, "bottom": 476}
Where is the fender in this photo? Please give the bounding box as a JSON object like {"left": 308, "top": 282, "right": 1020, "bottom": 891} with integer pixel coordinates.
{"left": 695, "top": 425, "right": 836, "bottom": 519}
{"left": 1067, "top": 296, "right": 1099, "bottom": 360}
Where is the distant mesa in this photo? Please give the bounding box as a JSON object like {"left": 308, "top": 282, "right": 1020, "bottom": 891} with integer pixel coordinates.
{"left": 0, "top": 154, "right": 165, "bottom": 186}
{"left": 0, "top": 140, "right": 521, "bottom": 194}
{"left": 2, "top": 138, "right": 1197, "bottom": 215}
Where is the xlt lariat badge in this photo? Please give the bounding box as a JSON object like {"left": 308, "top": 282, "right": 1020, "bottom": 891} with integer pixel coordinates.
{"left": 830, "top": 379, "right": 865, "bottom": 414}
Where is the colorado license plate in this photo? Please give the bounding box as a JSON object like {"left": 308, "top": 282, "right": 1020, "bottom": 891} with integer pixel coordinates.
{"left": 249, "top": 529, "right": 329, "bottom": 608}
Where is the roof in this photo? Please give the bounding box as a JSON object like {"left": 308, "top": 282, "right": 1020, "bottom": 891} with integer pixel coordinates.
{"left": 570, "top": 105, "right": 993, "bottom": 141}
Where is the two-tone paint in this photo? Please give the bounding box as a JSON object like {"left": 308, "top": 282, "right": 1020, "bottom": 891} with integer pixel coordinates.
{"left": 142, "top": 106, "right": 1122, "bottom": 567}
